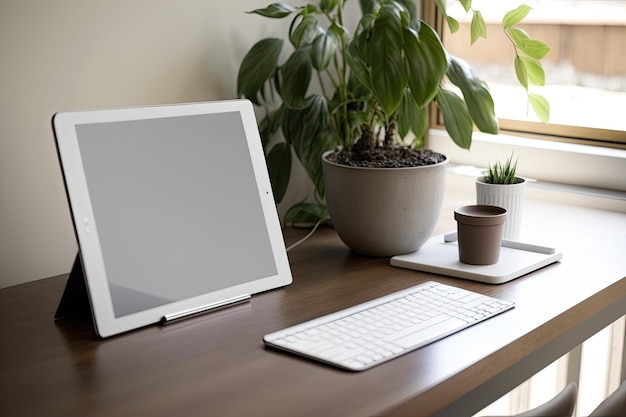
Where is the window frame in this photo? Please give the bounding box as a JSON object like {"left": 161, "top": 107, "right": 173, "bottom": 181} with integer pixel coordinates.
{"left": 423, "top": 0, "right": 626, "bottom": 150}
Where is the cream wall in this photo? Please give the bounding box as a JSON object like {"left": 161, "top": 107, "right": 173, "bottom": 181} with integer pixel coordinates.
{"left": 6, "top": 1, "right": 619, "bottom": 290}
{"left": 0, "top": 0, "right": 309, "bottom": 288}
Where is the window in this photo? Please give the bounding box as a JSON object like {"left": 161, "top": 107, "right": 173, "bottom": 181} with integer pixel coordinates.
{"left": 425, "top": 0, "right": 626, "bottom": 149}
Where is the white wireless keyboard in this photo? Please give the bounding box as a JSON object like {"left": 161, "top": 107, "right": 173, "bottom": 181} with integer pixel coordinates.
{"left": 263, "top": 281, "right": 514, "bottom": 371}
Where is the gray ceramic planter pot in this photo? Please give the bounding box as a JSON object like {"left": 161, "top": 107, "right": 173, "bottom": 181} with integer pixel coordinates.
{"left": 321, "top": 150, "right": 448, "bottom": 257}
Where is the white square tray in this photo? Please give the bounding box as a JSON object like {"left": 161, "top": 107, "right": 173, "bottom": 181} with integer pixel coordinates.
{"left": 390, "top": 233, "right": 563, "bottom": 284}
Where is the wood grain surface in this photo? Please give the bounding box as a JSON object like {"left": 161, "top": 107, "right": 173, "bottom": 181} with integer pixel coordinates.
{"left": 1, "top": 196, "right": 624, "bottom": 417}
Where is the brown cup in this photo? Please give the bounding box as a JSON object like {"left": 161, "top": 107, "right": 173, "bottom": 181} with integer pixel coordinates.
{"left": 454, "top": 205, "right": 507, "bottom": 265}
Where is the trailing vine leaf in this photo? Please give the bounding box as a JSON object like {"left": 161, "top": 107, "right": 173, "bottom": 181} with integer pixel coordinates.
{"left": 502, "top": 4, "right": 531, "bottom": 28}
{"left": 447, "top": 56, "right": 498, "bottom": 134}
{"left": 435, "top": 0, "right": 459, "bottom": 33}
{"left": 284, "top": 202, "right": 328, "bottom": 224}
{"left": 434, "top": 0, "right": 447, "bottom": 15}
{"left": 368, "top": 5, "right": 408, "bottom": 118}
{"left": 470, "top": 10, "right": 487, "bottom": 45}
{"left": 459, "top": 0, "right": 472, "bottom": 13}
{"left": 506, "top": 27, "right": 531, "bottom": 49}
{"left": 436, "top": 88, "right": 473, "bottom": 149}
{"left": 518, "top": 39, "right": 551, "bottom": 60}
{"left": 514, "top": 55, "right": 529, "bottom": 89}
{"left": 447, "top": 15, "right": 459, "bottom": 33}
{"left": 246, "top": 3, "right": 297, "bottom": 18}
{"left": 404, "top": 24, "right": 448, "bottom": 108}
{"left": 266, "top": 142, "right": 292, "bottom": 203}
{"left": 237, "top": 38, "right": 284, "bottom": 105}
{"left": 503, "top": 7, "right": 551, "bottom": 123}
{"left": 529, "top": 94, "right": 550, "bottom": 123}
{"left": 519, "top": 56, "right": 545, "bottom": 85}
{"left": 281, "top": 45, "right": 312, "bottom": 109}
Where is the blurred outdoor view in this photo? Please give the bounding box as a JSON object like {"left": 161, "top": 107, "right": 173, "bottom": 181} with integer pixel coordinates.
{"left": 442, "top": 0, "right": 626, "bottom": 134}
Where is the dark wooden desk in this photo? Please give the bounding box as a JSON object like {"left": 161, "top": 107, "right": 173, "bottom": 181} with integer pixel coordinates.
{"left": 1, "top": 196, "right": 625, "bottom": 417}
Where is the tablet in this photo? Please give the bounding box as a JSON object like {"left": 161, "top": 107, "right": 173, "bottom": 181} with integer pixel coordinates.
{"left": 52, "top": 100, "right": 292, "bottom": 337}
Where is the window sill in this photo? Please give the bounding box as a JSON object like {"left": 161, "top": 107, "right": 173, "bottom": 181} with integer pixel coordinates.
{"left": 428, "top": 129, "right": 626, "bottom": 213}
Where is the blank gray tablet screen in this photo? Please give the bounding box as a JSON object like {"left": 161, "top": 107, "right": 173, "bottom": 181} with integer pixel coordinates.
{"left": 76, "top": 112, "right": 277, "bottom": 317}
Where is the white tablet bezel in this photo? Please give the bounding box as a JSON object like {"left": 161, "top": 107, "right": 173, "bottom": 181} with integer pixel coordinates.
{"left": 53, "top": 100, "right": 292, "bottom": 337}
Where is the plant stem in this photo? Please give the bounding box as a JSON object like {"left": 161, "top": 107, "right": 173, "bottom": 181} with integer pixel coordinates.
{"left": 335, "top": 2, "right": 351, "bottom": 147}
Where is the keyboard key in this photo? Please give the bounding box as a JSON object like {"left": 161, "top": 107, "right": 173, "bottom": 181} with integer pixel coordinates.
{"left": 392, "top": 317, "right": 467, "bottom": 349}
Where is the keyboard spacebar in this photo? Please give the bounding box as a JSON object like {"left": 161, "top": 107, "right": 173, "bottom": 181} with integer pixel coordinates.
{"left": 388, "top": 316, "right": 468, "bottom": 349}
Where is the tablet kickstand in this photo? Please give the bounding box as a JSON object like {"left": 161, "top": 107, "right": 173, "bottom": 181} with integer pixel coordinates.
{"left": 54, "top": 253, "right": 93, "bottom": 321}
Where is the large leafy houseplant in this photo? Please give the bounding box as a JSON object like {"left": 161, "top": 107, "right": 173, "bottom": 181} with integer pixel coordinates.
{"left": 237, "top": 0, "right": 550, "bottom": 225}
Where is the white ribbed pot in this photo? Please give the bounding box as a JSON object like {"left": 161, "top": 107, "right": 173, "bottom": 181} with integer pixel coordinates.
{"left": 322, "top": 150, "right": 448, "bottom": 257}
{"left": 475, "top": 176, "right": 526, "bottom": 240}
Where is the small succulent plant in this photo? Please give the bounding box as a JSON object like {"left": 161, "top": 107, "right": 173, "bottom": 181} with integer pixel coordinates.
{"left": 485, "top": 153, "right": 519, "bottom": 184}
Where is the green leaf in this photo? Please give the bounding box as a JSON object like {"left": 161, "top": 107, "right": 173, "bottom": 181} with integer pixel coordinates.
{"left": 459, "top": 0, "right": 472, "bottom": 12}
{"left": 345, "top": 39, "right": 372, "bottom": 92}
{"left": 434, "top": 0, "right": 447, "bottom": 18}
{"left": 311, "top": 31, "right": 338, "bottom": 71}
{"left": 398, "top": 89, "right": 427, "bottom": 141}
{"left": 266, "top": 142, "right": 292, "bottom": 203}
{"left": 368, "top": 5, "right": 407, "bottom": 118}
{"left": 436, "top": 88, "right": 473, "bottom": 149}
{"left": 258, "top": 108, "right": 284, "bottom": 150}
{"left": 470, "top": 10, "right": 487, "bottom": 45}
{"left": 506, "top": 27, "right": 531, "bottom": 48}
{"left": 352, "top": 26, "right": 370, "bottom": 61}
{"left": 447, "top": 56, "right": 498, "bottom": 134}
{"left": 529, "top": 94, "right": 550, "bottom": 124}
{"left": 519, "top": 39, "right": 552, "bottom": 60}
{"left": 237, "top": 38, "right": 284, "bottom": 105}
{"left": 301, "top": 4, "right": 320, "bottom": 14}
{"left": 284, "top": 202, "right": 328, "bottom": 224}
{"left": 514, "top": 55, "right": 528, "bottom": 89}
{"left": 396, "top": 0, "right": 418, "bottom": 20}
{"left": 359, "top": 0, "right": 380, "bottom": 16}
{"left": 502, "top": 4, "right": 531, "bottom": 28}
{"left": 446, "top": 15, "right": 459, "bottom": 33}
{"left": 247, "top": 3, "right": 297, "bottom": 18}
{"left": 282, "top": 96, "right": 338, "bottom": 196}
{"left": 519, "top": 56, "right": 545, "bottom": 86}
{"left": 312, "top": 130, "right": 339, "bottom": 196}
{"left": 486, "top": 153, "right": 518, "bottom": 184}
{"left": 434, "top": 0, "right": 458, "bottom": 32}
{"left": 291, "top": 14, "right": 323, "bottom": 48}
{"left": 404, "top": 23, "right": 448, "bottom": 108}
{"left": 328, "top": 21, "right": 348, "bottom": 41}
{"left": 320, "top": 0, "right": 338, "bottom": 13}
{"left": 280, "top": 46, "right": 312, "bottom": 109}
